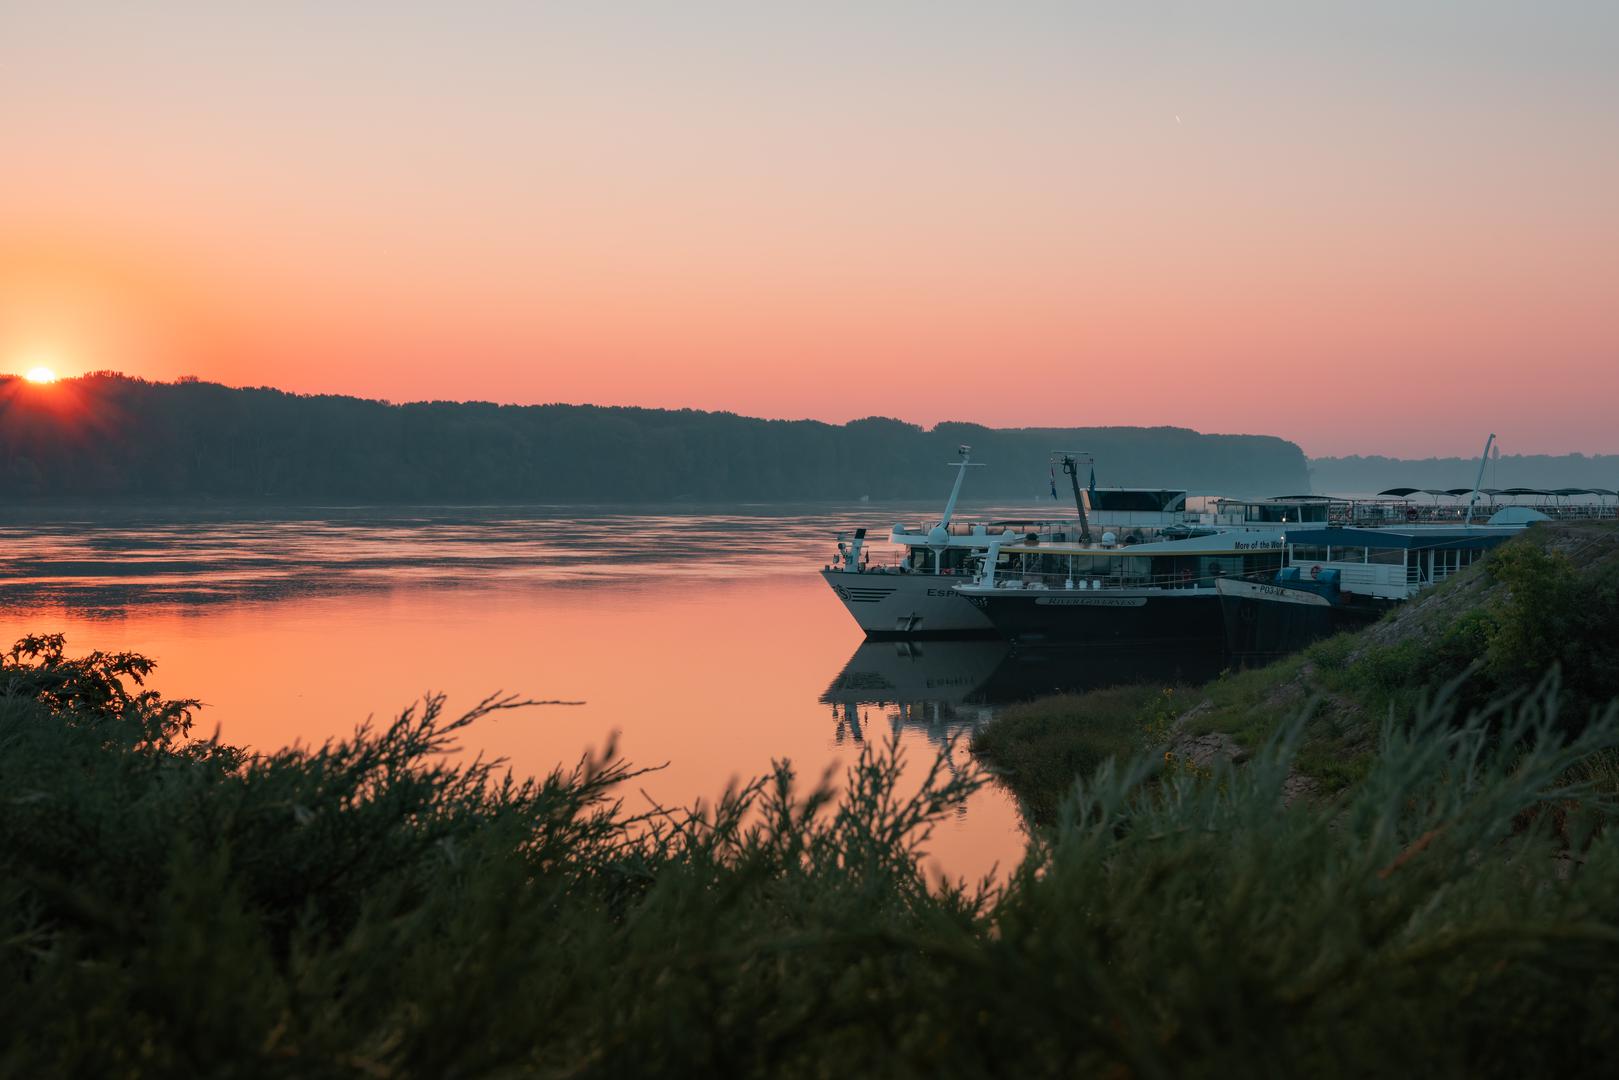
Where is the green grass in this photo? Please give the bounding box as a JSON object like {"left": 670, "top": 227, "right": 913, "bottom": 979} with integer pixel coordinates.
{"left": 971, "top": 684, "right": 1170, "bottom": 824}
{"left": 1183, "top": 654, "right": 1313, "bottom": 742}
{"left": 9, "top": 633, "right": 1619, "bottom": 1076}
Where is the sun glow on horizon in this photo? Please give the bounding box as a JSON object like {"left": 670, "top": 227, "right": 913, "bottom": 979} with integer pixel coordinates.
{"left": 24, "top": 365, "right": 59, "bottom": 384}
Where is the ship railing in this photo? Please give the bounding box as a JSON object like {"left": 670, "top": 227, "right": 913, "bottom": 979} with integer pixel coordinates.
{"left": 894, "top": 520, "right": 1090, "bottom": 541}
{"left": 842, "top": 552, "right": 906, "bottom": 572}
{"left": 1327, "top": 499, "right": 1618, "bottom": 524}
{"left": 843, "top": 553, "right": 989, "bottom": 574}
{"left": 973, "top": 567, "right": 1272, "bottom": 592}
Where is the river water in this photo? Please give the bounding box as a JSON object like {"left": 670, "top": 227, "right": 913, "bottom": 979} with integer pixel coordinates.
{"left": 0, "top": 502, "right": 1221, "bottom": 881}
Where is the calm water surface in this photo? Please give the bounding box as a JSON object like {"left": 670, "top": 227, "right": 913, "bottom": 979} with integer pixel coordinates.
{"left": 0, "top": 502, "right": 1221, "bottom": 880}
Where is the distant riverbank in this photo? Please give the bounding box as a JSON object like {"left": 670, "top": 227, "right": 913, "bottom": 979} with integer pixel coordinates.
{"left": 2, "top": 373, "right": 1308, "bottom": 502}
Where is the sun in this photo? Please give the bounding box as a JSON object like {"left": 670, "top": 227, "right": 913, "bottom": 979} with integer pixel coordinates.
{"left": 24, "top": 365, "right": 59, "bottom": 384}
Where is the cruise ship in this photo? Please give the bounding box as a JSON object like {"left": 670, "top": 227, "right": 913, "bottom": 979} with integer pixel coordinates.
{"left": 820, "top": 449, "right": 1296, "bottom": 637}
{"left": 1215, "top": 433, "right": 1588, "bottom": 654}
{"left": 819, "top": 446, "right": 1014, "bottom": 636}
{"left": 953, "top": 528, "right": 1288, "bottom": 643}
{"left": 1215, "top": 515, "right": 1537, "bottom": 654}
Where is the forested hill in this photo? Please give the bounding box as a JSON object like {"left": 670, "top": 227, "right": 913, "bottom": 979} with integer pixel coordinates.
{"left": 0, "top": 374, "right": 1308, "bottom": 502}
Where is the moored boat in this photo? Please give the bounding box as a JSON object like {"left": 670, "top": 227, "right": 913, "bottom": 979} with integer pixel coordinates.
{"left": 820, "top": 449, "right": 1211, "bottom": 637}
{"left": 1215, "top": 569, "right": 1382, "bottom": 655}
{"left": 819, "top": 446, "right": 1012, "bottom": 636}
{"left": 954, "top": 529, "right": 1288, "bottom": 643}
{"left": 1216, "top": 518, "right": 1532, "bottom": 654}
{"left": 823, "top": 448, "right": 1334, "bottom": 640}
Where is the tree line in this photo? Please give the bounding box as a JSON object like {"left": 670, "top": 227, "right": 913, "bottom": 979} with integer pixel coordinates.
{"left": 0, "top": 373, "right": 1309, "bottom": 502}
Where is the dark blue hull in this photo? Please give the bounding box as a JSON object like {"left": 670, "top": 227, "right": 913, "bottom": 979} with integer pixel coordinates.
{"left": 1218, "top": 588, "right": 1382, "bottom": 656}
{"left": 962, "top": 589, "right": 1223, "bottom": 644}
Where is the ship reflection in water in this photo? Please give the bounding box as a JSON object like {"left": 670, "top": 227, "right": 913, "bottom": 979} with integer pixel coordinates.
{"left": 821, "top": 639, "right": 1225, "bottom": 747}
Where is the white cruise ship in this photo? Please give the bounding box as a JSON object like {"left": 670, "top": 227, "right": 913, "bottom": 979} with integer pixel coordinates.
{"left": 820, "top": 449, "right": 1312, "bottom": 638}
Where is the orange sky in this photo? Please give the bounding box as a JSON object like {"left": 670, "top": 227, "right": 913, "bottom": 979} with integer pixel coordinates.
{"left": 3, "top": 2, "right": 1616, "bottom": 457}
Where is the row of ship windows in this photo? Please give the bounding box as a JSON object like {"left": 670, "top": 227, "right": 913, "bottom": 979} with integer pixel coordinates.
{"left": 1293, "top": 545, "right": 1485, "bottom": 567}
{"left": 1291, "top": 544, "right": 1403, "bottom": 565}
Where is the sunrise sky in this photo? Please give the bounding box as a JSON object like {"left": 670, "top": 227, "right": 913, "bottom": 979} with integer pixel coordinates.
{"left": 3, "top": 2, "right": 1615, "bottom": 457}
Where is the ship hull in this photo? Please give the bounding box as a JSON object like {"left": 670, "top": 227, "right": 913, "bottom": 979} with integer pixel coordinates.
{"left": 821, "top": 570, "right": 997, "bottom": 637}
{"left": 1216, "top": 579, "right": 1382, "bottom": 656}
{"left": 959, "top": 588, "right": 1223, "bottom": 644}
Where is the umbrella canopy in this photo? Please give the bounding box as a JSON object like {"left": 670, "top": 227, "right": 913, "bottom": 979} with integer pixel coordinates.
{"left": 1377, "top": 487, "right": 1422, "bottom": 497}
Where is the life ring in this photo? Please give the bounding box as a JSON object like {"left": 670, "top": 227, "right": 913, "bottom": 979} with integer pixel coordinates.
{"left": 1310, "top": 564, "right": 1322, "bottom": 580}
{"left": 1405, "top": 507, "right": 1418, "bottom": 522}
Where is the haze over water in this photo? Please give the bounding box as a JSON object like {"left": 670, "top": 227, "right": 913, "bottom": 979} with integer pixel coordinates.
{"left": 1, "top": 500, "right": 1176, "bottom": 880}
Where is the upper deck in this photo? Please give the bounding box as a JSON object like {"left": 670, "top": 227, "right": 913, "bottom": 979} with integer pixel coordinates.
{"left": 1277, "top": 523, "right": 1526, "bottom": 599}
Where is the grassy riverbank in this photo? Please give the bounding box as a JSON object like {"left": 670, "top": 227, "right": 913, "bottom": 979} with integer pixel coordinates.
{"left": 7, "top": 604, "right": 1619, "bottom": 1074}
{"left": 975, "top": 521, "right": 1619, "bottom": 823}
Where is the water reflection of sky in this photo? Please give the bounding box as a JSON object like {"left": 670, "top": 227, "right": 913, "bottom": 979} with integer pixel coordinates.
{"left": 0, "top": 502, "right": 1004, "bottom": 606}
{"left": 0, "top": 501, "right": 1207, "bottom": 881}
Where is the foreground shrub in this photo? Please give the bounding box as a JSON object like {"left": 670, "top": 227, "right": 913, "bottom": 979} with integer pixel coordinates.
{"left": 4, "top": 640, "right": 1619, "bottom": 1076}
{"left": 995, "top": 674, "right": 1619, "bottom": 1075}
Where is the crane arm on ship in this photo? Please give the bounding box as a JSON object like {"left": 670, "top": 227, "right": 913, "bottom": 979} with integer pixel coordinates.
{"left": 1464, "top": 433, "right": 1496, "bottom": 527}
{"left": 1055, "top": 452, "right": 1094, "bottom": 544}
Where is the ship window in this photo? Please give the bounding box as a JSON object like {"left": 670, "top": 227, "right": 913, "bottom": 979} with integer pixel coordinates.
{"left": 1253, "top": 503, "right": 1318, "bottom": 523}
{"left": 1291, "top": 544, "right": 1328, "bottom": 563}
{"left": 1087, "top": 489, "right": 1185, "bottom": 512}
{"left": 1330, "top": 546, "right": 1366, "bottom": 564}
{"left": 1368, "top": 547, "right": 1404, "bottom": 565}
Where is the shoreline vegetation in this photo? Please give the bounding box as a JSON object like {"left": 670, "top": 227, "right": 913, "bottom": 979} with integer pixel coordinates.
{"left": 4, "top": 528, "right": 1619, "bottom": 1072}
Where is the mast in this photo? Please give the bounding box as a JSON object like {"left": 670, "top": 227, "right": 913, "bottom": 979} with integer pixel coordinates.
{"left": 926, "top": 445, "right": 984, "bottom": 560}
{"left": 1055, "top": 452, "right": 1094, "bottom": 543}
{"left": 1464, "top": 433, "right": 1496, "bottom": 527}
{"left": 939, "top": 444, "right": 973, "bottom": 528}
